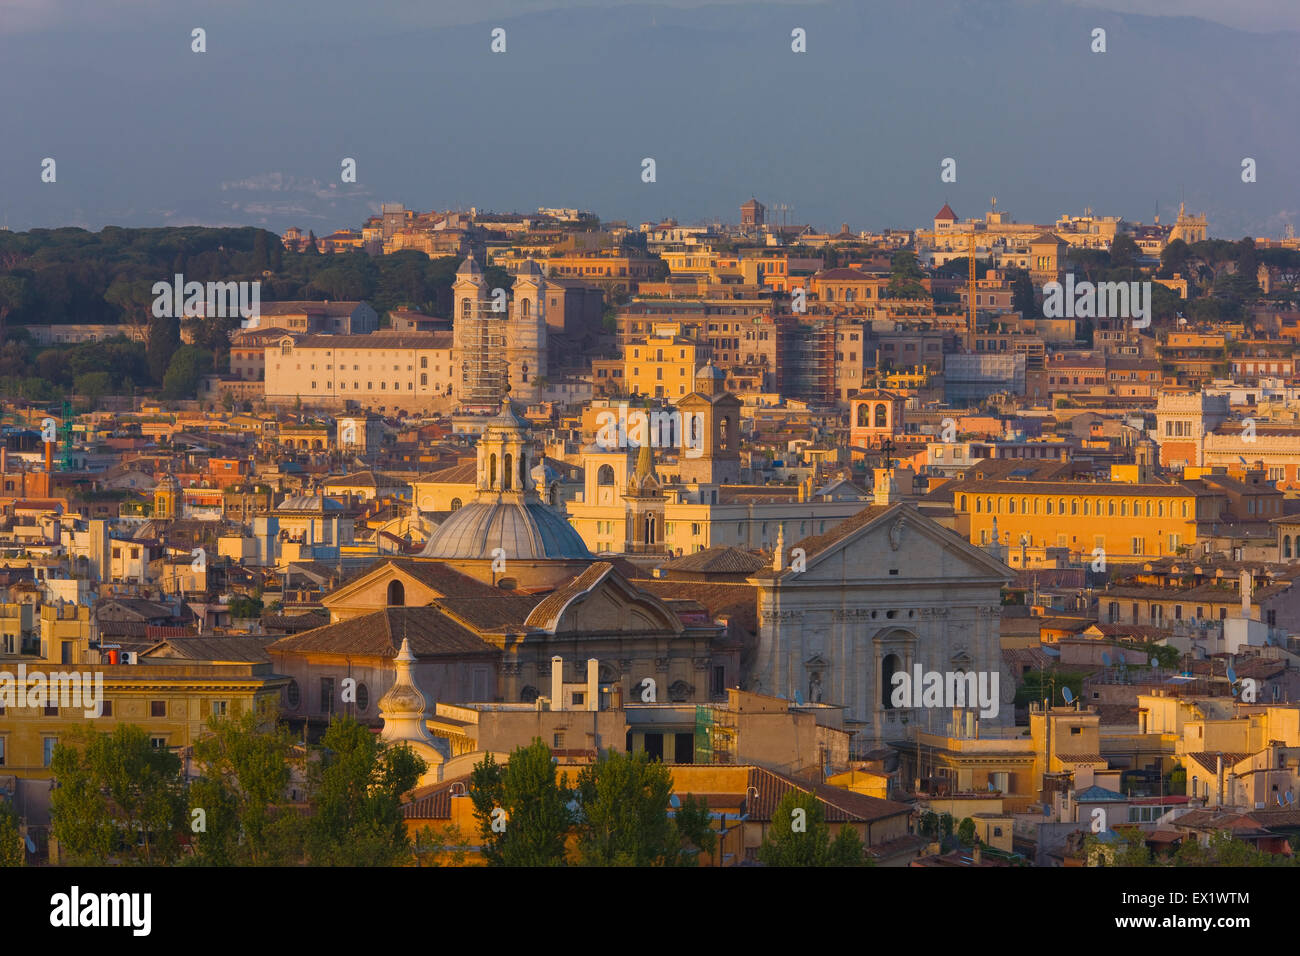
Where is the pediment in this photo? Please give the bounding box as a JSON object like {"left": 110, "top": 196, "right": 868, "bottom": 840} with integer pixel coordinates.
{"left": 773, "top": 504, "right": 1013, "bottom": 588}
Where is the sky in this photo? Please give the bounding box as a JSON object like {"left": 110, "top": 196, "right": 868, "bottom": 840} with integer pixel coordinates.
{"left": 1, "top": 0, "right": 1297, "bottom": 237}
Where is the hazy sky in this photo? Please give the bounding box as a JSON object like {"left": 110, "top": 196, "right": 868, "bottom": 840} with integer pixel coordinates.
{"left": 2, "top": 0, "right": 1297, "bottom": 236}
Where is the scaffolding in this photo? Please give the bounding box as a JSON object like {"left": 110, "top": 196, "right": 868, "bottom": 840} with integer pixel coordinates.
{"left": 459, "top": 310, "right": 509, "bottom": 412}
{"left": 693, "top": 704, "right": 736, "bottom": 764}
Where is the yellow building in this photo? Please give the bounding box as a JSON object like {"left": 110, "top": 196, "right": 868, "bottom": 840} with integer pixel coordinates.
{"left": 1, "top": 606, "right": 289, "bottom": 827}
{"left": 954, "top": 479, "right": 1205, "bottom": 564}
{"left": 623, "top": 326, "right": 701, "bottom": 400}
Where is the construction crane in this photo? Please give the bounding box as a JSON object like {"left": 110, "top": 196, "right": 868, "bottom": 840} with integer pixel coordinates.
{"left": 60, "top": 400, "right": 74, "bottom": 469}
{"left": 912, "top": 227, "right": 999, "bottom": 344}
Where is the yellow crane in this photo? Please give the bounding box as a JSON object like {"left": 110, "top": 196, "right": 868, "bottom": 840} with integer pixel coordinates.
{"left": 912, "top": 226, "right": 997, "bottom": 342}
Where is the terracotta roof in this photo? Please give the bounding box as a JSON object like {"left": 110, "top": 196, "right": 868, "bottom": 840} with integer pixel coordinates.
{"left": 141, "top": 636, "right": 277, "bottom": 663}
{"left": 744, "top": 766, "right": 912, "bottom": 824}
{"left": 524, "top": 563, "right": 616, "bottom": 629}
{"left": 268, "top": 607, "right": 498, "bottom": 659}
{"left": 660, "top": 546, "right": 766, "bottom": 576}
{"left": 934, "top": 204, "right": 957, "bottom": 221}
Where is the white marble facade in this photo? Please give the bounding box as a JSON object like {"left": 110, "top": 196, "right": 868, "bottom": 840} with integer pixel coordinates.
{"left": 749, "top": 503, "right": 1016, "bottom": 751}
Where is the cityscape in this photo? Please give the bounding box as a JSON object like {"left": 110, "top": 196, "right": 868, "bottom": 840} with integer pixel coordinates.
{"left": 1, "top": 3, "right": 1297, "bottom": 912}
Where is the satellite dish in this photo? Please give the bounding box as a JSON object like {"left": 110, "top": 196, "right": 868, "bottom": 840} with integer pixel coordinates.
{"left": 1102, "top": 652, "right": 1111, "bottom": 666}
{"left": 1062, "top": 686, "right": 1075, "bottom": 705}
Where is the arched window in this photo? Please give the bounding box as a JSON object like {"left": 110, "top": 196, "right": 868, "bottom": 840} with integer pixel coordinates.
{"left": 1181, "top": 502, "right": 1188, "bottom": 517}
{"left": 719, "top": 416, "right": 730, "bottom": 449}
{"left": 518, "top": 452, "right": 527, "bottom": 489}
{"left": 959, "top": 495, "right": 968, "bottom": 510}
{"left": 387, "top": 580, "right": 405, "bottom": 606}
{"left": 1108, "top": 500, "right": 1115, "bottom": 516}
{"left": 1145, "top": 501, "right": 1152, "bottom": 517}
{"left": 1120, "top": 501, "right": 1127, "bottom": 516}
{"left": 1071, "top": 499, "right": 1078, "bottom": 515}
{"left": 519, "top": 685, "right": 539, "bottom": 704}
{"left": 1046, "top": 499, "right": 1053, "bottom": 515}
{"left": 597, "top": 464, "right": 615, "bottom": 486}
{"left": 450, "top": 497, "right": 462, "bottom": 511}
{"left": 875, "top": 403, "right": 887, "bottom": 428}
{"left": 1008, "top": 498, "right": 1016, "bottom": 514}
{"left": 503, "top": 453, "right": 513, "bottom": 490}
{"left": 881, "top": 654, "right": 902, "bottom": 710}
{"left": 1082, "top": 500, "right": 1089, "bottom": 515}
{"left": 975, "top": 498, "right": 982, "bottom": 513}
{"left": 1058, "top": 498, "right": 1066, "bottom": 515}
{"left": 489, "top": 454, "right": 497, "bottom": 489}
{"left": 521, "top": 298, "right": 530, "bottom": 316}
{"left": 857, "top": 404, "right": 869, "bottom": 427}
{"left": 1285, "top": 536, "right": 1293, "bottom": 559}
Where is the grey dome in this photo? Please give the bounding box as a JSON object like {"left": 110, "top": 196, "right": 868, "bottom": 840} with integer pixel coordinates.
{"left": 421, "top": 499, "right": 592, "bottom": 561}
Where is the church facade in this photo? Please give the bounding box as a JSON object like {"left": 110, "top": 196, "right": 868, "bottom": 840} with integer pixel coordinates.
{"left": 748, "top": 501, "right": 1016, "bottom": 752}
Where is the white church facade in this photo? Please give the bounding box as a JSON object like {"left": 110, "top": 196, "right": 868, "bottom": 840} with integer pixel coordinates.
{"left": 748, "top": 500, "right": 1016, "bottom": 752}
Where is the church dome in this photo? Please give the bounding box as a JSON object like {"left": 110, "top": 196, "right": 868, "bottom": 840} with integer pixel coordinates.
{"left": 421, "top": 499, "right": 592, "bottom": 561}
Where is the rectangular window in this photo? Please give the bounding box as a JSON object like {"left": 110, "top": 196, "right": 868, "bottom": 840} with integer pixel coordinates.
{"left": 212, "top": 700, "right": 228, "bottom": 717}
{"left": 151, "top": 700, "right": 166, "bottom": 717}
{"left": 151, "top": 737, "right": 167, "bottom": 750}
{"left": 43, "top": 737, "right": 57, "bottom": 767}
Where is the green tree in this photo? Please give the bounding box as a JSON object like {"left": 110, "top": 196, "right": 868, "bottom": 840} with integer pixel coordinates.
{"left": 74, "top": 371, "right": 112, "bottom": 405}
{"left": 957, "top": 817, "right": 977, "bottom": 846}
{"left": 1109, "top": 234, "right": 1141, "bottom": 271}
{"left": 1159, "top": 238, "right": 1190, "bottom": 278}
{"left": 50, "top": 724, "right": 187, "bottom": 864}
{"left": 470, "top": 740, "right": 572, "bottom": 866}
{"left": 1010, "top": 268, "right": 1036, "bottom": 318}
{"left": 758, "top": 789, "right": 832, "bottom": 866}
{"left": 887, "top": 250, "right": 928, "bottom": 299}
{"left": 571, "top": 749, "right": 712, "bottom": 866}
{"left": 147, "top": 314, "right": 181, "bottom": 383}
{"left": 189, "top": 709, "right": 303, "bottom": 865}
{"left": 306, "top": 716, "right": 426, "bottom": 866}
{"left": 0, "top": 800, "right": 25, "bottom": 866}
{"left": 161, "top": 345, "right": 213, "bottom": 400}
{"left": 828, "top": 824, "right": 868, "bottom": 866}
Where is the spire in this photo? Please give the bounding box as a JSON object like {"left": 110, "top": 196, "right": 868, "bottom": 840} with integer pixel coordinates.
{"left": 773, "top": 524, "right": 785, "bottom": 571}
{"left": 378, "top": 631, "right": 442, "bottom": 753}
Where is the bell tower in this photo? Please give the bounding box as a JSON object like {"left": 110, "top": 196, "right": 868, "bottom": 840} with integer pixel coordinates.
{"left": 675, "top": 361, "right": 741, "bottom": 485}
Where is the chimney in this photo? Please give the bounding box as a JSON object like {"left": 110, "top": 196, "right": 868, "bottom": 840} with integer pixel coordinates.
{"left": 550, "top": 655, "right": 564, "bottom": 712}
{"left": 586, "top": 658, "right": 599, "bottom": 711}
{"left": 1241, "top": 570, "right": 1253, "bottom": 617}
{"left": 1216, "top": 754, "right": 1224, "bottom": 806}
{"left": 45, "top": 440, "right": 53, "bottom": 474}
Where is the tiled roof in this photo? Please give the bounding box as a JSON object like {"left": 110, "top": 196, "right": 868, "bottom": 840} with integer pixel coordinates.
{"left": 268, "top": 607, "right": 498, "bottom": 659}
{"left": 142, "top": 636, "right": 277, "bottom": 663}
{"left": 744, "top": 766, "right": 912, "bottom": 824}
{"left": 660, "top": 546, "right": 766, "bottom": 576}
{"left": 524, "top": 563, "right": 615, "bottom": 629}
